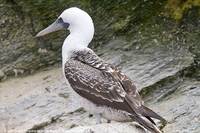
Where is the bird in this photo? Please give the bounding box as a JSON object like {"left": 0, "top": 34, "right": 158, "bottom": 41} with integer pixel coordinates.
{"left": 36, "top": 7, "right": 166, "bottom": 133}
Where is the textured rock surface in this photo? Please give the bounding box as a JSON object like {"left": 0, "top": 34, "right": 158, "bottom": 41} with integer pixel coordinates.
{"left": 150, "top": 80, "right": 200, "bottom": 133}
{"left": 63, "top": 123, "right": 146, "bottom": 133}
{"left": 98, "top": 40, "right": 194, "bottom": 91}
{"left": 0, "top": 0, "right": 63, "bottom": 78}
{"left": 0, "top": 0, "right": 199, "bottom": 80}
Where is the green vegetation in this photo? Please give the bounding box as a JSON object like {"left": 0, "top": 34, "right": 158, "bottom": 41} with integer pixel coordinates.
{"left": 166, "top": 0, "right": 200, "bottom": 20}
{"left": 0, "top": 0, "right": 199, "bottom": 79}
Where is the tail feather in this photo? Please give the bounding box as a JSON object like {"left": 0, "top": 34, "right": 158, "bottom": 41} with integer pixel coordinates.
{"left": 139, "top": 105, "right": 166, "bottom": 122}
{"left": 145, "top": 116, "right": 156, "bottom": 125}
{"left": 130, "top": 114, "right": 162, "bottom": 133}
{"left": 125, "top": 96, "right": 166, "bottom": 132}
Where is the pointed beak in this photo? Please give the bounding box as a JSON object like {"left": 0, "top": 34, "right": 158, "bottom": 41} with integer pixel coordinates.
{"left": 36, "top": 18, "right": 69, "bottom": 37}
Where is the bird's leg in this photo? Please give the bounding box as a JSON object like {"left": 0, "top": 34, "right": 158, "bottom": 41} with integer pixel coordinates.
{"left": 95, "top": 113, "right": 102, "bottom": 124}
{"left": 88, "top": 113, "right": 93, "bottom": 118}
{"left": 83, "top": 128, "right": 94, "bottom": 133}
{"left": 159, "top": 120, "right": 168, "bottom": 131}
{"left": 107, "top": 120, "right": 111, "bottom": 123}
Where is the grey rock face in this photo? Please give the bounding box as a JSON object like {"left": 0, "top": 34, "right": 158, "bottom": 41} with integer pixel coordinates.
{"left": 0, "top": 1, "right": 63, "bottom": 79}
{"left": 147, "top": 80, "right": 200, "bottom": 133}
{"left": 99, "top": 39, "right": 194, "bottom": 91}
{"left": 63, "top": 123, "right": 146, "bottom": 133}
{"left": 1, "top": 0, "right": 199, "bottom": 81}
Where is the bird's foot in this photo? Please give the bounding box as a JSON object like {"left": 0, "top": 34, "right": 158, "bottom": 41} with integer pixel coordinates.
{"left": 95, "top": 113, "right": 102, "bottom": 124}
{"left": 88, "top": 113, "right": 93, "bottom": 118}
{"left": 83, "top": 128, "right": 94, "bottom": 133}
{"left": 107, "top": 120, "right": 111, "bottom": 123}
{"left": 158, "top": 120, "right": 168, "bottom": 131}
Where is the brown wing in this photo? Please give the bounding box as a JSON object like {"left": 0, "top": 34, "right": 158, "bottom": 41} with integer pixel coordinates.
{"left": 65, "top": 59, "right": 132, "bottom": 112}
{"left": 71, "top": 48, "right": 143, "bottom": 109}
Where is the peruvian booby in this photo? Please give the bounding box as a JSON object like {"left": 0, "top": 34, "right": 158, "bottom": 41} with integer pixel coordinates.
{"left": 36, "top": 7, "right": 166, "bottom": 133}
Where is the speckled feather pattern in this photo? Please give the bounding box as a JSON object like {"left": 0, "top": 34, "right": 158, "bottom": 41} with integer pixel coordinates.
{"left": 64, "top": 49, "right": 142, "bottom": 119}
{"left": 64, "top": 48, "right": 164, "bottom": 133}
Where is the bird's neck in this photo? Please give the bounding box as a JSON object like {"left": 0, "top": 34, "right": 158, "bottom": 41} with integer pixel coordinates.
{"left": 62, "top": 18, "right": 94, "bottom": 67}
{"left": 62, "top": 31, "right": 93, "bottom": 67}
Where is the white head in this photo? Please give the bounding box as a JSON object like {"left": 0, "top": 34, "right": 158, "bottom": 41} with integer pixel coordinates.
{"left": 60, "top": 7, "right": 94, "bottom": 44}
{"left": 36, "top": 7, "right": 94, "bottom": 64}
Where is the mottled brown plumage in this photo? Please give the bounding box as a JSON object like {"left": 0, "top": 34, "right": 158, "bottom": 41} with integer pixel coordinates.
{"left": 65, "top": 48, "right": 166, "bottom": 133}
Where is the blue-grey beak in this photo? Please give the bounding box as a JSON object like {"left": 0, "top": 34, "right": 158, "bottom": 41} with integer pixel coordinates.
{"left": 36, "top": 18, "right": 69, "bottom": 37}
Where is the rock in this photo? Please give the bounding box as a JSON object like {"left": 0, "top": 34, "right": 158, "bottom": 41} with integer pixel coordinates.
{"left": 146, "top": 80, "right": 200, "bottom": 133}
{"left": 0, "top": 68, "right": 69, "bottom": 132}
{"left": 62, "top": 123, "right": 146, "bottom": 133}
{"left": 99, "top": 39, "right": 194, "bottom": 91}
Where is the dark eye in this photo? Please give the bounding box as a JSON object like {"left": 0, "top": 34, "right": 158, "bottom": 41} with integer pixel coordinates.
{"left": 57, "top": 17, "right": 70, "bottom": 28}
{"left": 57, "top": 17, "right": 64, "bottom": 23}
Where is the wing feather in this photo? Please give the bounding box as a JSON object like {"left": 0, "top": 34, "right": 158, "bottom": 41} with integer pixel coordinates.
{"left": 73, "top": 49, "right": 143, "bottom": 108}
{"left": 65, "top": 59, "right": 125, "bottom": 103}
